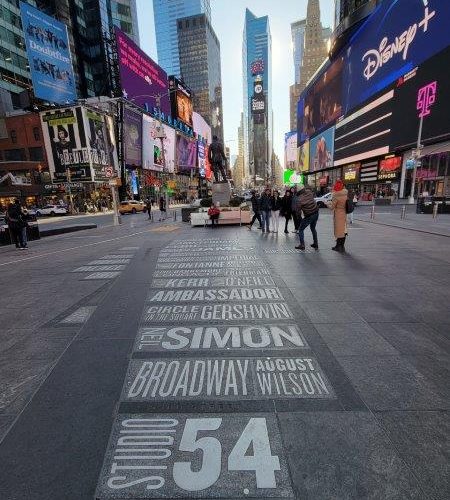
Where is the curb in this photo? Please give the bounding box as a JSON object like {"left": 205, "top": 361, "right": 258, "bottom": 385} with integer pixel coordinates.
{"left": 39, "top": 224, "right": 97, "bottom": 237}
{"left": 354, "top": 218, "right": 450, "bottom": 238}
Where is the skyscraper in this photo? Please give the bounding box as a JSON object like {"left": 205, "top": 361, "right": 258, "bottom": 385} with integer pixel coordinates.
{"left": 291, "top": 19, "right": 306, "bottom": 85}
{"left": 111, "top": 1, "right": 140, "bottom": 45}
{"left": 177, "top": 13, "right": 223, "bottom": 142}
{"left": 153, "top": 0, "right": 211, "bottom": 77}
{"left": 299, "top": 0, "right": 328, "bottom": 88}
{"left": 242, "top": 9, "right": 272, "bottom": 183}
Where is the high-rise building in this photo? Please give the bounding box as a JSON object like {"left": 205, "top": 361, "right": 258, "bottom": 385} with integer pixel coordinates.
{"left": 299, "top": 0, "right": 328, "bottom": 89}
{"left": 233, "top": 112, "right": 245, "bottom": 188}
{"left": 111, "top": 1, "right": 140, "bottom": 45}
{"left": 242, "top": 8, "right": 272, "bottom": 183}
{"left": 153, "top": 0, "right": 211, "bottom": 77}
{"left": 177, "top": 13, "right": 223, "bottom": 142}
{"left": 0, "top": 0, "right": 37, "bottom": 111}
{"left": 291, "top": 19, "right": 306, "bottom": 85}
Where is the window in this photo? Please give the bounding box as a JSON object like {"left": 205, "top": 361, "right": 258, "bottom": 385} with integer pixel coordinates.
{"left": 28, "top": 147, "right": 43, "bottom": 161}
{"left": 33, "top": 127, "right": 40, "bottom": 141}
{"left": 10, "top": 129, "right": 17, "bottom": 143}
{"left": 4, "top": 148, "right": 26, "bottom": 161}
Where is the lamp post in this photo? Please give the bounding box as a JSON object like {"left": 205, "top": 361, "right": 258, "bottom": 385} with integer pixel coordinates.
{"left": 408, "top": 115, "right": 423, "bottom": 204}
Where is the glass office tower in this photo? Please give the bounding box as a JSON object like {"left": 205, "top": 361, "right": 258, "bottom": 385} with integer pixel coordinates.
{"left": 153, "top": 0, "right": 211, "bottom": 77}
{"left": 111, "top": 0, "right": 140, "bottom": 45}
{"left": 242, "top": 9, "right": 272, "bottom": 182}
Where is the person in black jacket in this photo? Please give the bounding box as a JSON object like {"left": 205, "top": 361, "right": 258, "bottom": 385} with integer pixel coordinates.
{"left": 6, "top": 200, "right": 27, "bottom": 249}
{"left": 280, "top": 189, "right": 293, "bottom": 234}
{"left": 259, "top": 187, "right": 273, "bottom": 233}
{"left": 294, "top": 184, "right": 319, "bottom": 250}
{"left": 248, "top": 191, "right": 262, "bottom": 230}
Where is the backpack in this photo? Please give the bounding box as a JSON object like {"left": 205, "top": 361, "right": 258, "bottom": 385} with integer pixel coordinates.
{"left": 345, "top": 198, "right": 354, "bottom": 214}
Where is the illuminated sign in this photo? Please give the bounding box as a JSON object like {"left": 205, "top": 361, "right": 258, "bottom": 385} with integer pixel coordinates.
{"left": 378, "top": 156, "right": 402, "bottom": 181}
{"left": 250, "top": 59, "right": 265, "bottom": 75}
{"left": 343, "top": 163, "right": 360, "bottom": 182}
{"left": 417, "top": 81, "right": 437, "bottom": 117}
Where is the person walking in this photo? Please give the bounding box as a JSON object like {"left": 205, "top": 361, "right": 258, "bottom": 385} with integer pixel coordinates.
{"left": 270, "top": 190, "right": 281, "bottom": 233}
{"left": 159, "top": 196, "right": 167, "bottom": 221}
{"left": 280, "top": 189, "right": 293, "bottom": 233}
{"left": 145, "top": 197, "right": 152, "bottom": 220}
{"left": 260, "top": 187, "right": 273, "bottom": 233}
{"left": 329, "top": 179, "right": 348, "bottom": 252}
{"left": 6, "top": 199, "right": 27, "bottom": 249}
{"left": 294, "top": 184, "right": 319, "bottom": 250}
{"left": 290, "top": 187, "right": 300, "bottom": 233}
{"left": 248, "top": 191, "right": 262, "bottom": 230}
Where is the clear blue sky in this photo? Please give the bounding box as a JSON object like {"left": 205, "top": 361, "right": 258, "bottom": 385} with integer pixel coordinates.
{"left": 136, "top": 0, "right": 335, "bottom": 161}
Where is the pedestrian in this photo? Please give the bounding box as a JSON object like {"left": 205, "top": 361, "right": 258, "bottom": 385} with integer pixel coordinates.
{"left": 6, "top": 199, "right": 27, "bottom": 249}
{"left": 260, "top": 187, "right": 273, "bottom": 233}
{"left": 208, "top": 202, "right": 220, "bottom": 228}
{"left": 159, "top": 196, "right": 166, "bottom": 221}
{"left": 294, "top": 184, "right": 319, "bottom": 250}
{"left": 270, "top": 190, "right": 281, "bottom": 233}
{"left": 328, "top": 179, "right": 348, "bottom": 252}
{"left": 248, "top": 190, "right": 262, "bottom": 230}
{"left": 145, "top": 197, "right": 152, "bottom": 220}
{"left": 280, "top": 189, "right": 293, "bottom": 233}
{"left": 348, "top": 190, "right": 358, "bottom": 224}
{"left": 290, "top": 187, "right": 300, "bottom": 233}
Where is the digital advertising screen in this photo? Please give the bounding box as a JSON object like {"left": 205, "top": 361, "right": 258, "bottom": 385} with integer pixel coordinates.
{"left": 176, "top": 134, "right": 197, "bottom": 171}
{"left": 284, "top": 131, "right": 297, "bottom": 164}
{"left": 20, "top": 1, "right": 76, "bottom": 104}
{"left": 343, "top": 0, "right": 450, "bottom": 113}
{"left": 123, "top": 107, "right": 142, "bottom": 168}
{"left": 390, "top": 45, "right": 450, "bottom": 151}
{"left": 298, "top": 140, "right": 310, "bottom": 173}
{"left": 378, "top": 156, "right": 402, "bottom": 181}
{"left": 169, "top": 76, "right": 193, "bottom": 128}
{"left": 115, "top": 27, "right": 170, "bottom": 115}
{"left": 309, "top": 127, "right": 335, "bottom": 172}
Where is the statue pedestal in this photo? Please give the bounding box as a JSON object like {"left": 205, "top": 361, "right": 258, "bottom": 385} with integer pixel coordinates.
{"left": 212, "top": 181, "right": 231, "bottom": 206}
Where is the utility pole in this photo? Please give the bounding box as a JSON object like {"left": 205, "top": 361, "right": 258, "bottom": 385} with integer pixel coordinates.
{"left": 408, "top": 115, "right": 423, "bottom": 204}
{"left": 155, "top": 95, "right": 169, "bottom": 211}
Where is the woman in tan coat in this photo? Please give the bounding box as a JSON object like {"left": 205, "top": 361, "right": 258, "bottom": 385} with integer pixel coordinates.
{"left": 329, "top": 179, "right": 348, "bottom": 252}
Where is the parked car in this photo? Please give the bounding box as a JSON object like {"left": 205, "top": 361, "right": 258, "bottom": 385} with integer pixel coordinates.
{"left": 35, "top": 204, "right": 68, "bottom": 216}
{"left": 314, "top": 192, "right": 332, "bottom": 208}
{"left": 119, "top": 200, "right": 146, "bottom": 214}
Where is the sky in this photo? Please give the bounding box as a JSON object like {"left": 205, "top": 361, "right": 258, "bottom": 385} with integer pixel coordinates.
{"left": 136, "top": 0, "right": 335, "bottom": 161}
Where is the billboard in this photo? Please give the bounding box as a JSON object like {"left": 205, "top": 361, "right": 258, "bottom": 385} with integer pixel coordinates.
{"left": 378, "top": 156, "right": 402, "bottom": 181}
{"left": 309, "top": 126, "right": 335, "bottom": 172}
{"left": 343, "top": 163, "right": 360, "bottom": 183}
{"left": 301, "top": 56, "right": 344, "bottom": 139}
{"left": 168, "top": 76, "right": 193, "bottom": 128}
{"left": 390, "top": 45, "right": 450, "bottom": 150}
{"left": 115, "top": 27, "right": 170, "bottom": 115}
{"left": 176, "top": 134, "right": 197, "bottom": 171}
{"left": 298, "top": 140, "right": 310, "bottom": 172}
{"left": 41, "top": 106, "right": 117, "bottom": 182}
{"left": 284, "top": 131, "right": 297, "bottom": 165}
{"left": 123, "top": 107, "right": 142, "bottom": 168}
{"left": 193, "top": 112, "right": 212, "bottom": 144}
{"left": 344, "top": 0, "right": 450, "bottom": 113}
{"left": 20, "top": 2, "right": 76, "bottom": 104}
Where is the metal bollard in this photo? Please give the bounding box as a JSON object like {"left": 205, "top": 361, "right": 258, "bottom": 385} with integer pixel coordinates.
{"left": 174, "top": 210, "right": 177, "bottom": 221}
{"left": 370, "top": 205, "right": 375, "bottom": 220}
{"left": 433, "top": 203, "right": 439, "bottom": 219}
{"left": 400, "top": 205, "right": 406, "bottom": 220}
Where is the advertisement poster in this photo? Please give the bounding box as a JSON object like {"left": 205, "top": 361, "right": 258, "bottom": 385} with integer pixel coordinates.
{"left": 204, "top": 145, "right": 212, "bottom": 180}
{"left": 298, "top": 140, "right": 310, "bottom": 172}
{"left": 344, "top": 0, "right": 450, "bottom": 113}
{"left": 193, "top": 112, "right": 212, "bottom": 143}
{"left": 309, "top": 126, "right": 335, "bottom": 172}
{"left": 84, "top": 108, "right": 118, "bottom": 182}
{"left": 124, "top": 107, "right": 142, "bottom": 168}
{"left": 115, "top": 27, "right": 170, "bottom": 115}
{"left": 284, "top": 131, "right": 297, "bottom": 165}
{"left": 378, "top": 156, "right": 402, "bottom": 181}
{"left": 169, "top": 76, "right": 193, "bottom": 128}
{"left": 142, "top": 114, "right": 158, "bottom": 171}
{"left": 20, "top": 2, "right": 76, "bottom": 104}
{"left": 176, "top": 134, "right": 197, "bottom": 171}
{"left": 162, "top": 125, "right": 176, "bottom": 173}
{"left": 343, "top": 163, "right": 360, "bottom": 183}
{"left": 40, "top": 107, "right": 92, "bottom": 182}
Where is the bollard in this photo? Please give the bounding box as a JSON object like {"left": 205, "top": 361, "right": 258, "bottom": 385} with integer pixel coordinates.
{"left": 174, "top": 210, "right": 177, "bottom": 222}
{"left": 432, "top": 203, "right": 439, "bottom": 219}
{"left": 370, "top": 205, "right": 375, "bottom": 220}
{"left": 400, "top": 205, "right": 406, "bottom": 220}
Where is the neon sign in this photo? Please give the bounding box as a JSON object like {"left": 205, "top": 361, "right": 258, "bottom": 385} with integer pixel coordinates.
{"left": 417, "top": 81, "right": 437, "bottom": 118}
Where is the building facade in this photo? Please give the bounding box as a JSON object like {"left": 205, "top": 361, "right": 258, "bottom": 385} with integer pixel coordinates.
{"left": 153, "top": 0, "right": 211, "bottom": 77}
{"left": 291, "top": 19, "right": 306, "bottom": 85}
{"left": 177, "top": 13, "right": 223, "bottom": 142}
{"left": 242, "top": 8, "right": 272, "bottom": 184}
{"left": 111, "top": 0, "right": 140, "bottom": 45}
{"left": 297, "top": 0, "right": 450, "bottom": 202}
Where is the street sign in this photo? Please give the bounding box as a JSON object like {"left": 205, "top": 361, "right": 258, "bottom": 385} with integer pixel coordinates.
{"left": 108, "top": 178, "right": 122, "bottom": 187}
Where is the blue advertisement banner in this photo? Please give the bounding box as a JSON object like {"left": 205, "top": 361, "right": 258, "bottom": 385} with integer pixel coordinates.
{"left": 20, "top": 2, "right": 76, "bottom": 104}
{"left": 309, "top": 126, "right": 335, "bottom": 172}
{"left": 344, "top": 0, "right": 450, "bottom": 113}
